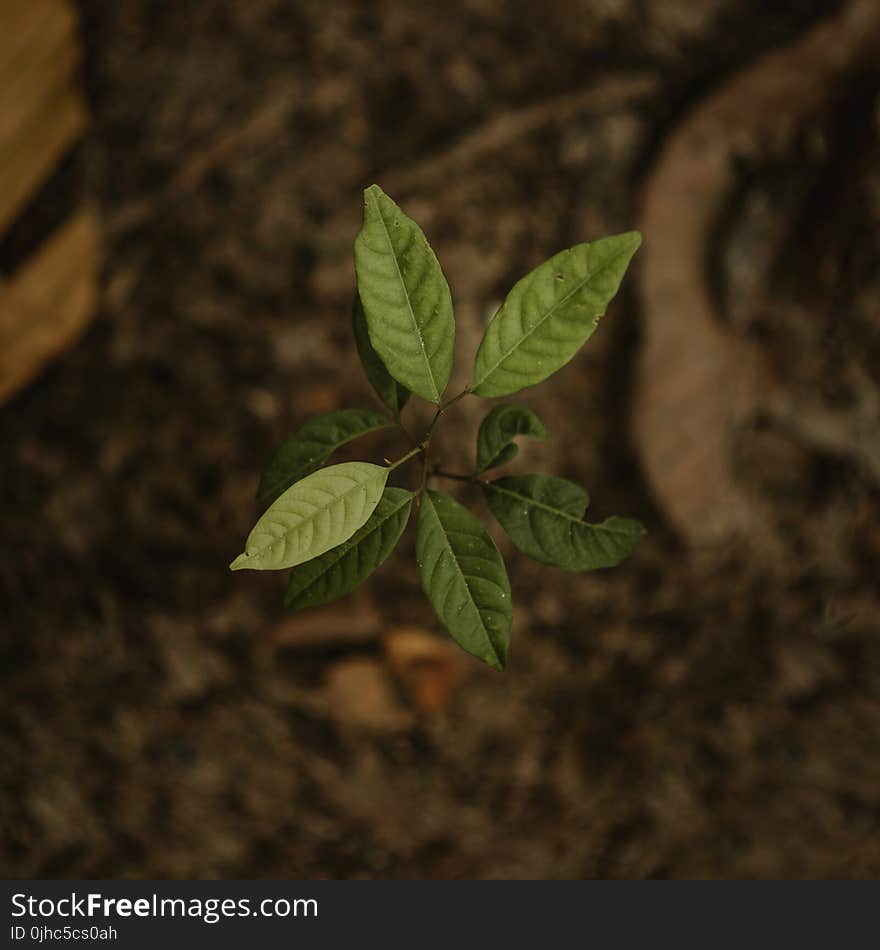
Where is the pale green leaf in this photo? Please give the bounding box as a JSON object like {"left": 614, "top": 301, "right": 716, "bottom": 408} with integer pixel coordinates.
{"left": 476, "top": 404, "right": 546, "bottom": 473}
{"left": 257, "top": 408, "right": 391, "bottom": 507}
{"left": 354, "top": 184, "right": 454, "bottom": 403}
{"left": 231, "top": 462, "right": 388, "bottom": 572}
{"left": 484, "top": 475, "right": 642, "bottom": 570}
{"left": 352, "top": 293, "right": 410, "bottom": 414}
{"left": 416, "top": 490, "right": 512, "bottom": 670}
{"left": 284, "top": 487, "right": 413, "bottom": 609}
{"left": 472, "top": 232, "right": 642, "bottom": 397}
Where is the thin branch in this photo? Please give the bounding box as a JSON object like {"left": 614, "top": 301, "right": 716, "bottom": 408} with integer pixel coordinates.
{"left": 417, "top": 449, "right": 431, "bottom": 502}
{"left": 387, "top": 444, "right": 424, "bottom": 471}
{"left": 399, "top": 388, "right": 475, "bottom": 505}
{"left": 439, "top": 386, "right": 471, "bottom": 412}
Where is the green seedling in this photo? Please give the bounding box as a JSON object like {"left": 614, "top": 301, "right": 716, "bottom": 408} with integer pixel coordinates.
{"left": 232, "top": 185, "right": 643, "bottom": 670}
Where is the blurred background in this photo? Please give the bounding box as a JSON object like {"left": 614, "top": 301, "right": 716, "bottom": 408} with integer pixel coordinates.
{"left": 2, "top": 0, "right": 879, "bottom": 878}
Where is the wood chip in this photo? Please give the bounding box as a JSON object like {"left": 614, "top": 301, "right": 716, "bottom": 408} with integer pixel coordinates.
{"left": 385, "top": 626, "right": 466, "bottom": 715}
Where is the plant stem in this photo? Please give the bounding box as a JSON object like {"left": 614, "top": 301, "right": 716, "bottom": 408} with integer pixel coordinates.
{"left": 418, "top": 450, "right": 430, "bottom": 500}
{"left": 440, "top": 387, "right": 471, "bottom": 412}
{"left": 416, "top": 416, "right": 440, "bottom": 505}
{"left": 419, "top": 386, "right": 471, "bottom": 454}
{"left": 393, "top": 387, "right": 473, "bottom": 500}
{"left": 425, "top": 405, "right": 443, "bottom": 440}
{"left": 388, "top": 444, "right": 424, "bottom": 470}
{"left": 423, "top": 386, "right": 472, "bottom": 440}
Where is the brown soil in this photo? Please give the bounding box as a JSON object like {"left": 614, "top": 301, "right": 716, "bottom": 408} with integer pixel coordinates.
{"left": 2, "top": 0, "right": 879, "bottom": 878}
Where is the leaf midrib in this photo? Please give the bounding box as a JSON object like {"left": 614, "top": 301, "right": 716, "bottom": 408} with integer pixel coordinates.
{"left": 486, "top": 481, "right": 634, "bottom": 536}
{"left": 253, "top": 468, "right": 385, "bottom": 558}
{"left": 424, "top": 495, "right": 502, "bottom": 666}
{"left": 373, "top": 193, "right": 440, "bottom": 402}
{"left": 473, "top": 243, "right": 633, "bottom": 389}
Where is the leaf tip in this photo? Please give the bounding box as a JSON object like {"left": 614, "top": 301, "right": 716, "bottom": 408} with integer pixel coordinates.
{"left": 624, "top": 229, "right": 643, "bottom": 251}
{"left": 622, "top": 516, "right": 646, "bottom": 538}
{"left": 229, "top": 552, "right": 251, "bottom": 571}
{"left": 363, "top": 182, "right": 385, "bottom": 203}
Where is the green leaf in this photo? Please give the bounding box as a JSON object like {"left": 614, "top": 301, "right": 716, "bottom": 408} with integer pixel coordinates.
{"left": 257, "top": 408, "right": 391, "bottom": 507}
{"left": 416, "top": 490, "right": 512, "bottom": 670}
{"left": 352, "top": 293, "right": 410, "bottom": 415}
{"left": 231, "top": 461, "right": 388, "bottom": 572}
{"left": 483, "top": 475, "right": 642, "bottom": 571}
{"left": 354, "top": 184, "right": 455, "bottom": 403}
{"left": 471, "top": 232, "right": 642, "bottom": 397}
{"left": 476, "top": 404, "right": 547, "bottom": 473}
{"left": 284, "top": 487, "right": 414, "bottom": 609}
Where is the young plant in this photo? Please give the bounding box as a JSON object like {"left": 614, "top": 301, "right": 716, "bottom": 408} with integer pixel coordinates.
{"left": 231, "top": 185, "right": 643, "bottom": 670}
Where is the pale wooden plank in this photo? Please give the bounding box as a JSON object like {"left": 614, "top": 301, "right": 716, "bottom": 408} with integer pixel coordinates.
{"left": 0, "top": 83, "right": 84, "bottom": 233}
{"left": 0, "top": 208, "right": 100, "bottom": 404}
